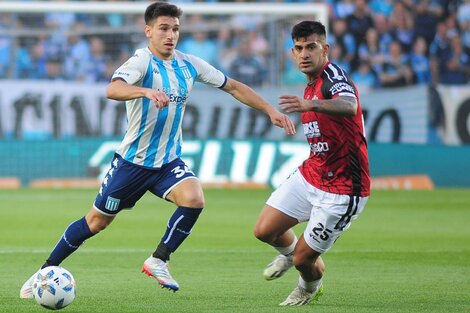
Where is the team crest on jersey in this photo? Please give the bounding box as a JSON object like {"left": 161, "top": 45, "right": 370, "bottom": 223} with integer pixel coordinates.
{"left": 180, "top": 66, "right": 192, "bottom": 79}
{"left": 105, "top": 196, "right": 120, "bottom": 212}
{"left": 303, "top": 121, "right": 321, "bottom": 138}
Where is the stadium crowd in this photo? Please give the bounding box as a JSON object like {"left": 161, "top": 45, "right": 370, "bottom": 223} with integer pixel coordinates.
{"left": 1, "top": 0, "right": 470, "bottom": 89}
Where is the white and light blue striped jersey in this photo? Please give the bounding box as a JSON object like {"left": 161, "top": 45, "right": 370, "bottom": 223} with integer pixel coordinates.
{"left": 111, "top": 48, "right": 227, "bottom": 168}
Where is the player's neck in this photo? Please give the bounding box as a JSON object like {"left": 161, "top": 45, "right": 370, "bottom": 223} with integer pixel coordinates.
{"left": 148, "top": 46, "right": 173, "bottom": 61}
{"left": 307, "top": 77, "right": 318, "bottom": 86}
{"left": 307, "top": 61, "right": 328, "bottom": 85}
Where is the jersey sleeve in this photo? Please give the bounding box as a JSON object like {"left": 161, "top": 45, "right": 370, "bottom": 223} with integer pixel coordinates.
{"left": 111, "top": 49, "right": 149, "bottom": 85}
{"left": 321, "top": 63, "right": 357, "bottom": 100}
{"left": 184, "top": 54, "right": 227, "bottom": 88}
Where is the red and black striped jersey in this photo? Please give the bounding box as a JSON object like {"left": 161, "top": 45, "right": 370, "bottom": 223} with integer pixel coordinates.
{"left": 298, "top": 61, "right": 370, "bottom": 196}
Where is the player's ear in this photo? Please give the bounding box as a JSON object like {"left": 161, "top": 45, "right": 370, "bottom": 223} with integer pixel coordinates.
{"left": 144, "top": 25, "right": 152, "bottom": 38}
{"left": 323, "top": 44, "right": 330, "bottom": 57}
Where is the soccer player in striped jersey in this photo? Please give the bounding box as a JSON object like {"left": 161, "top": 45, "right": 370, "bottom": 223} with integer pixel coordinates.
{"left": 254, "top": 20, "right": 370, "bottom": 306}
{"left": 20, "top": 1, "right": 295, "bottom": 297}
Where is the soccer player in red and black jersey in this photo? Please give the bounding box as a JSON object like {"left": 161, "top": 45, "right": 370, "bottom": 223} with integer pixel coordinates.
{"left": 254, "top": 20, "right": 370, "bottom": 306}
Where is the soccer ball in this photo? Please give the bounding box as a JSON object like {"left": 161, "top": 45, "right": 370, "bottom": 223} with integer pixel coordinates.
{"left": 32, "top": 266, "right": 76, "bottom": 310}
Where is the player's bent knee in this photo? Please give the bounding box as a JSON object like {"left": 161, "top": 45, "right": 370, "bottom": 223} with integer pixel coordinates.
{"left": 86, "top": 211, "right": 114, "bottom": 234}
{"left": 182, "top": 195, "right": 204, "bottom": 208}
{"left": 192, "top": 197, "right": 205, "bottom": 208}
{"left": 253, "top": 224, "right": 276, "bottom": 244}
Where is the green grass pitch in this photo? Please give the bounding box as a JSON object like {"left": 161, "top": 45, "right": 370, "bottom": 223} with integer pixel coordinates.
{"left": 1, "top": 188, "right": 469, "bottom": 313}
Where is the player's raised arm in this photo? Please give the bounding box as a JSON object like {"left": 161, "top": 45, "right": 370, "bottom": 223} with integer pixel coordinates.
{"left": 106, "top": 79, "right": 170, "bottom": 109}
{"left": 221, "top": 78, "right": 296, "bottom": 136}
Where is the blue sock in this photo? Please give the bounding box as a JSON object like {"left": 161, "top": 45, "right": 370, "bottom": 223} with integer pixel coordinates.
{"left": 44, "top": 217, "right": 94, "bottom": 267}
{"left": 161, "top": 206, "right": 202, "bottom": 253}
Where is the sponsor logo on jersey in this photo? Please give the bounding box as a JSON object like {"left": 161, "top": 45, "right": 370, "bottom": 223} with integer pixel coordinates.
{"left": 309, "top": 141, "right": 329, "bottom": 155}
{"left": 329, "top": 82, "right": 355, "bottom": 95}
{"left": 115, "top": 71, "right": 130, "bottom": 77}
{"left": 169, "top": 94, "right": 187, "bottom": 103}
{"left": 161, "top": 87, "right": 188, "bottom": 104}
{"left": 303, "top": 121, "right": 321, "bottom": 138}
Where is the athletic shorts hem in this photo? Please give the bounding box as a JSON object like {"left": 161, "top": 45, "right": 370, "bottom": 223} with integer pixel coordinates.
{"left": 162, "top": 176, "right": 200, "bottom": 199}
{"left": 265, "top": 200, "right": 302, "bottom": 223}
{"left": 92, "top": 205, "right": 118, "bottom": 217}
{"left": 302, "top": 232, "right": 329, "bottom": 254}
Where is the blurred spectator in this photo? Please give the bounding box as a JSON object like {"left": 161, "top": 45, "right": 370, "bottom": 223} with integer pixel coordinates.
{"left": 457, "top": 0, "right": 470, "bottom": 53}
{"left": 445, "top": 11, "right": 460, "bottom": 39}
{"left": 413, "top": 0, "right": 441, "bottom": 46}
{"left": 329, "top": 18, "right": 356, "bottom": 67}
{"left": 228, "top": 37, "right": 266, "bottom": 87}
{"left": 14, "top": 39, "right": 33, "bottom": 79}
{"left": 216, "top": 28, "right": 237, "bottom": 73}
{"left": 389, "top": 1, "right": 415, "bottom": 52}
{"left": 45, "top": 58, "right": 64, "bottom": 80}
{"left": 44, "top": 4, "right": 76, "bottom": 61}
{"left": 439, "top": 36, "right": 470, "bottom": 85}
{"left": 178, "top": 16, "right": 219, "bottom": 68}
{"left": 351, "top": 60, "right": 378, "bottom": 92}
{"left": 179, "top": 29, "right": 219, "bottom": 67}
{"left": 30, "top": 39, "right": 49, "bottom": 79}
{"left": 86, "top": 37, "right": 109, "bottom": 82}
{"left": 346, "top": 0, "right": 374, "bottom": 49}
{"left": 329, "top": 44, "right": 351, "bottom": 73}
{"left": 247, "top": 28, "right": 269, "bottom": 60}
{"left": 409, "top": 37, "right": 433, "bottom": 85}
{"left": 374, "top": 14, "right": 394, "bottom": 55}
{"left": 377, "top": 41, "right": 414, "bottom": 87}
{"left": 64, "top": 24, "right": 91, "bottom": 81}
{"left": 358, "top": 28, "right": 386, "bottom": 74}
{"left": 429, "top": 21, "right": 452, "bottom": 84}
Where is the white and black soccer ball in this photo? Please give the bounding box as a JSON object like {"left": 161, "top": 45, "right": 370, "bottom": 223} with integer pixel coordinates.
{"left": 32, "top": 266, "right": 76, "bottom": 310}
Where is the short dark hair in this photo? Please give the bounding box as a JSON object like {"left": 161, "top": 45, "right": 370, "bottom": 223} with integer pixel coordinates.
{"left": 144, "top": 2, "right": 183, "bottom": 25}
{"left": 291, "top": 21, "right": 326, "bottom": 41}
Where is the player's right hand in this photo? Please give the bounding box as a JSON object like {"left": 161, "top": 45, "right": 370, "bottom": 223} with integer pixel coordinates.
{"left": 146, "top": 89, "right": 170, "bottom": 109}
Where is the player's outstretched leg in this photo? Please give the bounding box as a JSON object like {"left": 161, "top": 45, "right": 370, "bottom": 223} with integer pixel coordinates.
{"left": 142, "top": 206, "right": 202, "bottom": 292}
{"left": 142, "top": 255, "right": 180, "bottom": 292}
{"left": 263, "top": 254, "right": 294, "bottom": 280}
{"left": 20, "top": 213, "right": 103, "bottom": 299}
{"left": 279, "top": 283, "right": 323, "bottom": 306}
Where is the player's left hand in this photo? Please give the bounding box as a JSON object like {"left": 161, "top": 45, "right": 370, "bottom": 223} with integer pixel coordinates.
{"left": 279, "top": 95, "right": 313, "bottom": 113}
{"left": 270, "top": 110, "right": 296, "bottom": 136}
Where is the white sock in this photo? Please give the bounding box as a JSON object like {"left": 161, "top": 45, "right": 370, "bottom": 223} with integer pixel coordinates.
{"left": 274, "top": 236, "right": 297, "bottom": 257}
{"left": 298, "top": 276, "right": 322, "bottom": 293}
